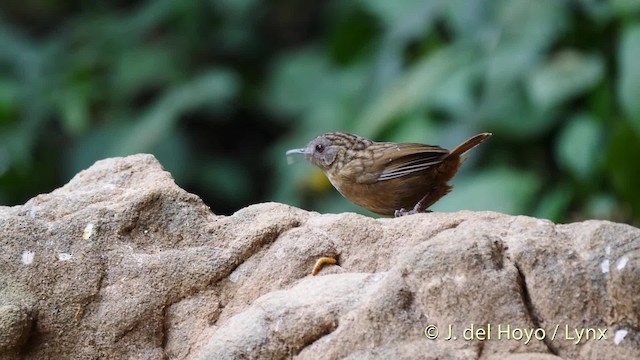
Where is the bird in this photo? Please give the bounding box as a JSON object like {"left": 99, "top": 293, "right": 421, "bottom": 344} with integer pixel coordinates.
{"left": 286, "top": 131, "right": 491, "bottom": 217}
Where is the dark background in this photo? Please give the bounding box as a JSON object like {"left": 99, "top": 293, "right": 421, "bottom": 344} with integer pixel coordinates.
{"left": 1, "top": 0, "right": 640, "bottom": 225}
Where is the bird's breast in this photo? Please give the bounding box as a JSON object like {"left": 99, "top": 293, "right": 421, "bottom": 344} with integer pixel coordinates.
{"left": 325, "top": 168, "right": 441, "bottom": 216}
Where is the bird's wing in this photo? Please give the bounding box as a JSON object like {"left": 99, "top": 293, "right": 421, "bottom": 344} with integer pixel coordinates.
{"left": 375, "top": 143, "right": 448, "bottom": 181}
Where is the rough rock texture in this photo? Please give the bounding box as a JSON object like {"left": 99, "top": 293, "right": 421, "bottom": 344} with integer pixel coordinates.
{"left": 0, "top": 154, "right": 638, "bottom": 359}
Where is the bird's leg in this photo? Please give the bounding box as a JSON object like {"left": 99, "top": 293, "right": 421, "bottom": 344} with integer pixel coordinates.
{"left": 311, "top": 257, "right": 337, "bottom": 276}
{"left": 394, "top": 192, "right": 433, "bottom": 217}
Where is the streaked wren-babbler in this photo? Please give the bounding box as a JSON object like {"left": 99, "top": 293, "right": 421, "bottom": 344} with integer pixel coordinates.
{"left": 287, "top": 132, "right": 491, "bottom": 217}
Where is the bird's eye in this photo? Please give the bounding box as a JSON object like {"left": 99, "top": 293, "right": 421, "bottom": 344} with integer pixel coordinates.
{"left": 315, "top": 144, "right": 325, "bottom": 153}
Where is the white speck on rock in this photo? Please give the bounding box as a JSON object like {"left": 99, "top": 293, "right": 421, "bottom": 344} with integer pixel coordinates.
{"left": 614, "top": 329, "right": 628, "bottom": 345}
{"left": 605, "top": 246, "right": 611, "bottom": 255}
{"left": 616, "top": 256, "right": 628, "bottom": 271}
{"left": 600, "top": 259, "right": 609, "bottom": 273}
{"left": 274, "top": 318, "right": 284, "bottom": 332}
{"left": 57, "top": 253, "right": 73, "bottom": 261}
{"left": 229, "top": 268, "right": 241, "bottom": 283}
{"left": 537, "top": 219, "right": 549, "bottom": 227}
{"left": 83, "top": 223, "right": 94, "bottom": 240}
{"left": 21, "top": 251, "right": 34, "bottom": 265}
{"left": 274, "top": 248, "right": 286, "bottom": 260}
{"left": 453, "top": 275, "right": 466, "bottom": 284}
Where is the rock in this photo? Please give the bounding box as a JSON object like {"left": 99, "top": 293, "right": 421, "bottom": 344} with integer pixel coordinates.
{"left": 0, "top": 305, "right": 31, "bottom": 353}
{"left": 0, "top": 154, "right": 638, "bottom": 359}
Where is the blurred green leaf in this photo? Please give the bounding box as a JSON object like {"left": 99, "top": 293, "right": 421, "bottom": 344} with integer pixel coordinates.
{"left": 527, "top": 51, "right": 603, "bottom": 111}
{"left": 493, "top": 0, "right": 567, "bottom": 48}
{"left": 384, "top": 113, "right": 442, "bottom": 144}
{"left": 607, "top": 123, "right": 640, "bottom": 221}
{"left": 573, "top": 0, "right": 614, "bottom": 21}
{"left": 355, "top": 46, "right": 475, "bottom": 137}
{"left": 0, "top": 127, "right": 34, "bottom": 173}
{"left": 65, "top": 69, "right": 239, "bottom": 177}
{"left": 585, "top": 194, "right": 618, "bottom": 220}
{"left": 0, "top": 143, "right": 10, "bottom": 177}
{"left": 264, "top": 48, "right": 335, "bottom": 117}
{"left": 445, "top": 0, "right": 565, "bottom": 46}
{"left": 532, "top": 183, "right": 574, "bottom": 222}
{"left": 618, "top": 23, "right": 640, "bottom": 134}
{"left": 211, "top": 0, "right": 258, "bottom": 18}
{"left": 111, "top": 69, "right": 239, "bottom": 155}
{"left": 483, "top": 41, "right": 540, "bottom": 87}
{"left": 432, "top": 167, "right": 542, "bottom": 214}
{"left": 57, "top": 81, "right": 94, "bottom": 136}
{"left": 613, "top": 0, "right": 640, "bottom": 15}
{"left": 0, "top": 79, "right": 19, "bottom": 123}
{"left": 555, "top": 113, "right": 602, "bottom": 180}
{"left": 209, "top": 0, "right": 260, "bottom": 51}
{"left": 475, "top": 4, "right": 570, "bottom": 139}
{"left": 112, "top": 45, "right": 179, "bottom": 99}
{"left": 430, "top": 63, "right": 478, "bottom": 119}
{"left": 579, "top": 0, "right": 640, "bottom": 19}
{"left": 479, "top": 88, "right": 554, "bottom": 140}
{"left": 110, "top": 0, "right": 176, "bottom": 39}
{"left": 358, "top": 0, "right": 442, "bottom": 30}
{"left": 327, "top": 5, "right": 378, "bottom": 65}
{"left": 264, "top": 47, "right": 367, "bottom": 136}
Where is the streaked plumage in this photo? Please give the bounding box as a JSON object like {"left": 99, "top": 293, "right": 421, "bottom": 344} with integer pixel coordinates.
{"left": 287, "top": 132, "right": 491, "bottom": 216}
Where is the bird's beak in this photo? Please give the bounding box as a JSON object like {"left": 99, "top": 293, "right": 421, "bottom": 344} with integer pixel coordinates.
{"left": 286, "top": 148, "right": 306, "bottom": 164}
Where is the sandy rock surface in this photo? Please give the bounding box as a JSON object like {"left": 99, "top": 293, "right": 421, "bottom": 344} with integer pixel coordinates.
{"left": 0, "top": 154, "right": 638, "bottom": 359}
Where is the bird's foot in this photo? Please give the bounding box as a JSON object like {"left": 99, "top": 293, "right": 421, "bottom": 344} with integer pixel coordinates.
{"left": 394, "top": 207, "right": 433, "bottom": 217}
{"left": 394, "top": 192, "right": 433, "bottom": 217}
{"left": 311, "top": 257, "right": 338, "bottom": 276}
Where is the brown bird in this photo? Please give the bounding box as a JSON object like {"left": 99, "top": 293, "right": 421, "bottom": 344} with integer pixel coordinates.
{"left": 287, "top": 132, "right": 492, "bottom": 217}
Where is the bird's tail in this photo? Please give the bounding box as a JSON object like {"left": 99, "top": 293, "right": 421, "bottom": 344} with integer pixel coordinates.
{"left": 448, "top": 133, "right": 492, "bottom": 158}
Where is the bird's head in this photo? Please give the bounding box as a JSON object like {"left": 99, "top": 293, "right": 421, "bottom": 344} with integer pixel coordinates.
{"left": 286, "top": 133, "right": 354, "bottom": 172}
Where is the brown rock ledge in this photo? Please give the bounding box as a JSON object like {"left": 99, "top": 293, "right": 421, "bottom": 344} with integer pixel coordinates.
{"left": 0, "top": 154, "right": 638, "bottom": 359}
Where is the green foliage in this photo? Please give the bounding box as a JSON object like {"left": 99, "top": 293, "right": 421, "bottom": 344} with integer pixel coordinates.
{"left": 555, "top": 114, "right": 603, "bottom": 181}
{"left": 619, "top": 23, "right": 640, "bottom": 133}
{"left": 1, "top": 1, "right": 640, "bottom": 225}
